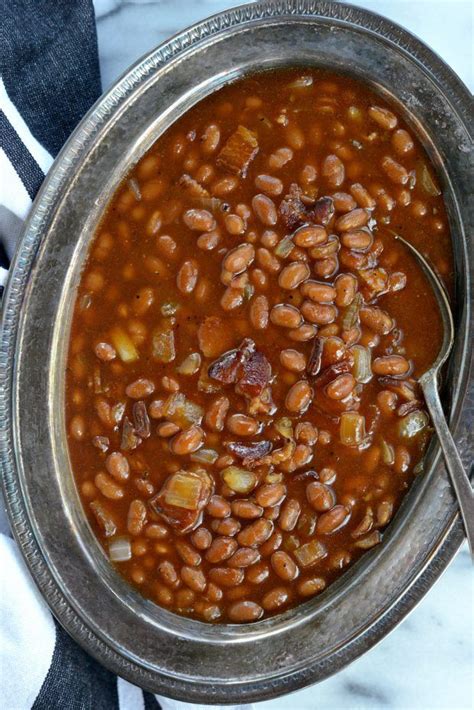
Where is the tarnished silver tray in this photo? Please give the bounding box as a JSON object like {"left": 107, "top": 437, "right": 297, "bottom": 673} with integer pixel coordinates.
{"left": 1, "top": 1, "right": 472, "bottom": 703}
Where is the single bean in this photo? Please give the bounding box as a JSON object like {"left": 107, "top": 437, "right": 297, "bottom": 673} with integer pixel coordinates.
{"left": 226, "top": 413, "right": 259, "bottom": 436}
{"left": 293, "top": 225, "right": 328, "bottom": 247}
{"left": 392, "top": 129, "right": 414, "bottom": 155}
{"left": 177, "top": 259, "right": 198, "bottom": 294}
{"left": 212, "top": 517, "right": 241, "bottom": 536}
{"left": 360, "top": 306, "right": 394, "bottom": 335}
{"left": 322, "top": 154, "right": 345, "bottom": 188}
{"left": 260, "top": 530, "right": 283, "bottom": 556}
{"left": 326, "top": 373, "right": 356, "bottom": 400}
{"left": 252, "top": 194, "right": 278, "bottom": 226}
{"left": 301, "top": 281, "right": 336, "bottom": 303}
{"left": 127, "top": 500, "right": 147, "bottom": 536}
{"left": 335, "top": 208, "right": 370, "bottom": 231}
{"left": 368, "top": 105, "right": 397, "bottom": 130}
{"left": 306, "top": 481, "right": 335, "bottom": 512}
{"left": 373, "top": 355, "right": 410, "bottom": 376}
{"left": 228, "top": 600, "right": 263, "bottom": 622}
{"left": 223, "top": 243, "right": 255, "bottom": 274}
{"left": 206, "top": 536, "right": 238, "bottom": 563}
{"left": 382, "top": 156, "right": 409, "bottom": 185}
{"left": 158, "top": 560, "right": 180, "bottom": 588}
{"left": 208, "top": 567, "right": 244, "bottom": 588}
{"left": 157, "top": 421, "right": 180, "bottom": 437}
{"left": 280, "top": 349, "right": 306, "bottom": 372}
{"left": 255, "top": 174, "right": 284, "bottom": 196}
{"left": 183, "top": 208, "right": 215, "bottom": 231}
{"left": 301, "top": 301, "right": 337, "bottom": 325}
{"left": 285, "top": 380, "right": 313, "bottom": 413}
{"left": 341, "top": 229, "right": 373, "bottom": 251}
{"left": 246, "top": 561, "right": 270, "bottom": 584}
{"left": 176, "top": 540, "right": 201, "bottom": 567}
{"left": 181, "top": 566, "right": 207, "bottom": 593}
{"left": 250, "top": 294, "right": 269, "bottom": 330}
{"left": 94, "top": 342, "right": 116, "bottom": 362}
{"left": 298, "top": 576, "right": 326, "bottom": 596}
{"left": 316, "top": 505, "right": 349, "bottom": 534}
{"left": 95, "top": 472, "right": 123, "bottom": 500}
{"left": 271, "top": 551, "right": 299, "bottom": 581}
{"left": 350, "top": 183, "right": 376, "bottom": 209}
{"left": 278, "top": 499, "right": 301, "bottom": 531}
{"left": 268, "top": 146, "right": 293, "bottom": 169}
{"left": 278, "top": 261, "right": 311, "bottom": 290}
{"left": 206, "top": 495, "right": 231, "bottom": 519}
{"left": 237, "top": 519, "right": 274, "bottom": 547}
{"left": 231, "top": 500, "right": 264, "bottom": 519}
{"left": 125, "top": 377, "right": 155, "bottom": 399}
{"left": 262, "top": 587, "right": 290, "bottom": 611}
{"left": 191, "top": 527, "right": 213, "bottom": 550}
{"left": 228, "top": 547, "right": 261, "bottom": 568}
{"left": 105, "top": 451, "right": 130, "bottom": 481}
{"left": 335, "top": 273, "right": 358, "bottom": 307}
{"left": 288, "top": 323, "right": 318, "bottom": 342}
{"left": 270, "top": 304, "right": 303, "bottom": 329}
{"left": 332, "top": 191, "right": 356, "bottom": 212}
{"left": 170, "top": 425, "right": 204, "bottom": 455}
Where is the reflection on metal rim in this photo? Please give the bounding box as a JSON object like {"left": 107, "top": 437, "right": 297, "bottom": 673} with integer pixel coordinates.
{"left": 1, "top": 0, "right": 472, "bottom": 703}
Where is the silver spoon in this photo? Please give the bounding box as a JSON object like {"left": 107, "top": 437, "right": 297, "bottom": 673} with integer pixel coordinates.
{"left": 395, "top": 235, "right": 474, "bottom": 556}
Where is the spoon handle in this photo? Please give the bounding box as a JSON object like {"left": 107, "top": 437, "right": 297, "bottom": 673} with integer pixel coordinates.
{"left": 421, "top": 374, "right": 474, "bottom": 558}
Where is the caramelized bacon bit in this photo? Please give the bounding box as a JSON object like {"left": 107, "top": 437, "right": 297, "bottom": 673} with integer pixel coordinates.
{"left": 132, "top": 401, "right": 151, "bottom": 438}
{"left": 236, "top": 350, "right": 272, "bottom": 399}
{"left": 307, "top": 337, "right": 324, "bottom": 376}
{"left": 279, "top": 184, "right": 335, "bottom": 231}
{"left": 225, "top": 440, "right": 273, "bottom": 464}
{"left": 313, "top": 361, "right": 351, "bottom": 389}
{"left": 208, "top": 339, "right": 272, "bottom": 399}
{"left": 208, "top": 348, "right": 246, "bottom": 385}
{"left": 121, "top": 417, "right": 142, "bottom": 451}
{"left": 216, "top": 125, "right": 259, "bottom": 177}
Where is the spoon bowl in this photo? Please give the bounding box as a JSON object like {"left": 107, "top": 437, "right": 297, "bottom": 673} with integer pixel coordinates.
{"left": 395, "top": 235, "right": 474, "bottom": 557}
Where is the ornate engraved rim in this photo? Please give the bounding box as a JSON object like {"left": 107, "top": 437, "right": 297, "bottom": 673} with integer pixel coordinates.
{"left": 1, "top": 1, "right": 472, "bottom": 703}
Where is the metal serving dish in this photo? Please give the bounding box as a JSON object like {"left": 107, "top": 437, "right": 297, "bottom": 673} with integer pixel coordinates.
{"left": 1, "top": 0, "right": 472, "bottom": 703}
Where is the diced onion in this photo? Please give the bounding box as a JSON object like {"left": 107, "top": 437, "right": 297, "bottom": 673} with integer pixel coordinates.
{"left": 190, "top": 448, "right": 219, "bottom": 465}
{"left": 380, "top": 438, "right": 395, "bottom": 465}
{"left": 340, "top": 412, "right": 366, "bottom": 446}
{"left": 152, "top": 328, "right": 176, "bottom": 362}
{"left": 398, "top": 410, "right": 429, "bottom": 439}
{"left": 274, "top": 236, "right": 294, "bottom": 258}
{"left": 294, "top": 540, "right": 327, "bottom": 567}
{"left": 163, "top": 393, "right": 203, "bottom": 428}
{"left": 352, "top": 345, "right": 372, "bottom": 384}
{"left": 222, "top": 466, "right": 256, "bottom": 494}
{"left": 110, "top": 327, "right": 139, "bottom": 363}
{"left": 109, "top": 536, "right": 132, "bottom": 562}
{"left": 274, "top": 417, "right": 294, "bottom": 440}
{"left": 164, "top": 471, "right": 202, "bottom": 510}
{"left": 341, "top": 293, "right": 362, "bottom": 331}
{"left": 177, "top": 352, "right": 201, "bottom": 376}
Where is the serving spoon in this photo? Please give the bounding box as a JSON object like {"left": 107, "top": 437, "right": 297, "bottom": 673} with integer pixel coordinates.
{"left": 395, "top": 235, "right": 474, "bottom": 557}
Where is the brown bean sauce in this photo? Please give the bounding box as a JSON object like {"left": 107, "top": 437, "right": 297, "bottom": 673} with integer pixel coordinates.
{"left": 66, "top": 69, "right": 452, "bottom": 623}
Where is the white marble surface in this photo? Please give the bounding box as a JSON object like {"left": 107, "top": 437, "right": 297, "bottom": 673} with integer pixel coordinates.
{"left": 94, "top": 2, "right": 472, "bottom": 708}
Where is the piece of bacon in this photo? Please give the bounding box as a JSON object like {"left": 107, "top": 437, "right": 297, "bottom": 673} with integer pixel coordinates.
{"left": 279, "top": 184, "right": 335, "bottom": 231}
{"left": 216, "top": 125, "right": 259, "bottom": 177}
